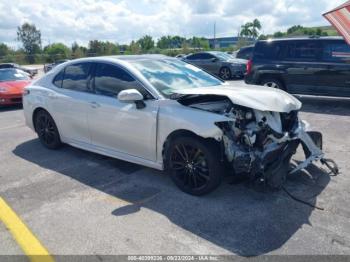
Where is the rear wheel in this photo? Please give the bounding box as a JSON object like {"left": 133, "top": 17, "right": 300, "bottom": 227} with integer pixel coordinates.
{"left": 34, "top": 110, "right": 62, "bottom": 149}
{"left": 261, "top": 77, "right": 284, "bottom": 90}
{"left": 219, "top": 67, "right": 232, "bottom": 80}
{"left": 165, "top": 136, "right": 222, "bottom": 196}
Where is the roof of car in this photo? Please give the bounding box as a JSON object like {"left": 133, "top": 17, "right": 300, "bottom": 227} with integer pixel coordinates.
{"left": 107, "top": 54, "right": 170, "bottom": 61}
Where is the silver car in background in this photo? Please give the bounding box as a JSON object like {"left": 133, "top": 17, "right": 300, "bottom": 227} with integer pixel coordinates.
{"left": 182, "top": 51, "right": 247, "bottom": 80}
{"left": 23, "top": 55, "right": 338, "bottom": 195}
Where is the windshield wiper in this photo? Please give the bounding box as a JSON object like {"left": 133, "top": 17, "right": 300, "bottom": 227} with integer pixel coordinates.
{"left": 169, "top": 93, "right": 193, "bottom": 100}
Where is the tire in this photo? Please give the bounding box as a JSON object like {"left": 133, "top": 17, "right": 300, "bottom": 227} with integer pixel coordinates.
{"left": 165, "top": 136, "right": 223, "bottom": 196}
{"left": 261, "top": 77, "right": 285, "bottom": 90}
{"left": 219, "top": 67, "right": 232, "bottom": 80}
{"left": 34, "top": 110, "right": 62, "bottom": 149}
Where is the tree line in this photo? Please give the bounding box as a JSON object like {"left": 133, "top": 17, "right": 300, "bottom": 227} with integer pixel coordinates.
{"left": 0, "top": 23, "right": 213, "bottom": 65}
{"left": 0, "top": 21, "right": 338, "bottom": 65}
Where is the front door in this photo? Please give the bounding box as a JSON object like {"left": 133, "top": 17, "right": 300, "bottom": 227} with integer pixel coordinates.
{"left": 87, "top": 62, "right": 158, "bottom": 161}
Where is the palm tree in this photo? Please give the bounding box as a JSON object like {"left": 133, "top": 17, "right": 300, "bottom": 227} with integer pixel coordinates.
{"left": 240, "top": 24, "right": 253, "bottom": 38}
{"left": 239, "top": 19, "right": 262, "bottom": 39}
{"left": 251, "top": 19, "right": 262, "bottom": 38}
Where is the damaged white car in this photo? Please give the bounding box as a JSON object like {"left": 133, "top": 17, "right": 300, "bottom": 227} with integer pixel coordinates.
{"left": 23, "top": 55, "right": 338, "bottom": 195}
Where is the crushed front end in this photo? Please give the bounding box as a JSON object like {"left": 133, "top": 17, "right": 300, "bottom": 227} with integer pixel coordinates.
{"left": 176, "top": 93, "right": 338, "bottom": 188}
{"left": 215, "top": 106, "right": 338, "bottom": 189}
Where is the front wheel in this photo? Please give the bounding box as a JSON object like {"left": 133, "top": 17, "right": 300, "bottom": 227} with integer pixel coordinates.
{"left": 34, "top": 110, "right": 62, "bottom": 149}
{"left": 219, "top": 67, "right": 232, "bottom": 80}
{"left": 165, "top": 136, "right": 222, "bottom": 196}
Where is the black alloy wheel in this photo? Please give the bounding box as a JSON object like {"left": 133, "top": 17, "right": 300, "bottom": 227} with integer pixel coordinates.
{"left": 166, "top": 136, "right": 222, "bottom": 196}
{"left": 35, "top": 110, "right": 62, "bottom": 149}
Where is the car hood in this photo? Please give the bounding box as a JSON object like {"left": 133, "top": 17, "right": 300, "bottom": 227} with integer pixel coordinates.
{"left": 175, "top": 83, "right": 302, "bottom": 113}
{"left": 0, "top": 80, "right": 31, "bottom": 94}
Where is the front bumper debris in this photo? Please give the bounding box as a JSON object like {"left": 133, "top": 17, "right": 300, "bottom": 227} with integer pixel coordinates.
{"left": 290, "top": 121, "right": 339, "bottom": 176}
{"left": 222, "top": 120, "right": 339, "bottom": 188}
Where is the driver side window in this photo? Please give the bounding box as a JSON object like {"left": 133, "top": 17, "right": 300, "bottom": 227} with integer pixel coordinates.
{"left": 93, "top": 63, "right": 151, "bottom": 98}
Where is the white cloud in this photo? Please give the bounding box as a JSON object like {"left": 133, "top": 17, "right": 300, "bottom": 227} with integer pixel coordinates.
{"left": 0, "top": 0, "right": 345, "bottom": 48}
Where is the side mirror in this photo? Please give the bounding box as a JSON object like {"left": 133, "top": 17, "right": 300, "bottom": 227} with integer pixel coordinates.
{"left": 211, "top": 57, "right": 218, "bottom": 62}
{"left": 118, "top": 89, "right": 143, "bottom": 102}
{"left": 117, "top": 89, "right": 145, "bottom": 109}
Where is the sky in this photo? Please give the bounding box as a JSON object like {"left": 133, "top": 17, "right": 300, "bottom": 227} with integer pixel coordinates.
{"left": 0, "top": 0, "right": 345, "bottom": 48}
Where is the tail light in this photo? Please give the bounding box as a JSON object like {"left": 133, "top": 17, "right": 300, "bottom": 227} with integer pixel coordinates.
{"left": 246, "top": 59, "right": 253, "bottom": 75}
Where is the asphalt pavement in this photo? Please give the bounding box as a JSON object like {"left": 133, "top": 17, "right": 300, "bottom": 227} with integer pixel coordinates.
{"left": 0, "top": 78, "right": 350, "bottom": 258}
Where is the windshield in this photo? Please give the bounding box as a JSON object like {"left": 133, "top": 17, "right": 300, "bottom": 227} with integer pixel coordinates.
{"left": 0, "top": 69, "right": 30, "bottom": 82}
{"left": 131, "top": 59, "right": 223, "bottom": 97}
{"left": 212, "top": 52, "right": 232, "bottom": 61}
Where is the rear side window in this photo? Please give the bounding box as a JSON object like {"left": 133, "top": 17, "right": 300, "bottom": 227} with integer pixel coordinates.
{"left": 186, "top": 54, "right": 201, "bottom": 60}
{"left": 323, "top": 41, "right": 350, "bottom": 62}
{"left": 254, "top": 42, "right": 283, "bottom": 60}
{"left": 285, "top": 41, "right": 322, "bottom": 61}
{"left": 237, "top": 47, "right": 253, "bottom": 60}
{"left": 62, "top": 63, "right": 92, "bottom": 92}
{"left": 186, "top": 53, "right": 214, "bottom": 60}
{"left": 93, "top": 63, "right": 149, "bottom": 98}
{"left": 53, "top": 70, "right": 64, "bottom": 88}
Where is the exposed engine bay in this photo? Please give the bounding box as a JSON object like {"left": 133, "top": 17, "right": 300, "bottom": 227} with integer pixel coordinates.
{"left": 178, "top": 94, "right": 339, "bottom": 188}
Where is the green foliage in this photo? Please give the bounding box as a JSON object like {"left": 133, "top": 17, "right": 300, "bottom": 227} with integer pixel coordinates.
{"left": 88, "top": 40, "right": 120, "bottom": 56}
{"left": 43, "top": 43, "right": 71, "bottom": 62}
{"left": 157, "top": 35, "right": 186, "bottom": 49}
{"left": 188, "top": 37, "right": 209, "bottom": 50}
{"left": 17, "top": 23, "right": 42, "bottom": 63}
{"left": 0, "top": 43, "right": 10, "bottom": 57}
{"left": 137, "top": 35, "right": 155, "bottom": 51}
{"left": 71, "top": 42, "right": 87, "bottom": 59}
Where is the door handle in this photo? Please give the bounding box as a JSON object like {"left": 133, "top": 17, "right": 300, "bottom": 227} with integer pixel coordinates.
{"left": 89, "top": 101, "right": 101, "bottom": 108}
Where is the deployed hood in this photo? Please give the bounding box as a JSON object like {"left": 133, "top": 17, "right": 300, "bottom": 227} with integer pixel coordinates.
{"left": 175, "top": 83, "right": 302, "bottom": 113}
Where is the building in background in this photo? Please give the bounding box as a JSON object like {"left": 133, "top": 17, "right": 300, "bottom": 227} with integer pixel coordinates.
{"left": 207, "top": 37, "right": 255, "bottom": 48}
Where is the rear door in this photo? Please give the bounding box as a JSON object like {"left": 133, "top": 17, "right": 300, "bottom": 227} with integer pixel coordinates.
{"left": 49, "top": 62, "right": 95, "bottom": 144}
{"left": 283, "top": 40, "right": 324, "bottom": 95}
{"left": 318, "top": 40, "right": 350, "bottom": 97}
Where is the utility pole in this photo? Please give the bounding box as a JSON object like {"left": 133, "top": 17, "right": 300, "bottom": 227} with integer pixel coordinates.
{"left": 213, "top": 21, "right": 216, "bottom": 48}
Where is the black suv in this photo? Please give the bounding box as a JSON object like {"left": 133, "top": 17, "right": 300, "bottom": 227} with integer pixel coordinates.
{"left": 245, "top": 37, "right": 350, "bottom": 97}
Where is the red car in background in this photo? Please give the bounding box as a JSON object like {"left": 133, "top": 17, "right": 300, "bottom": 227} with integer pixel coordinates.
{"left": 0, "top": 68, "right": 31, "bottom": 106}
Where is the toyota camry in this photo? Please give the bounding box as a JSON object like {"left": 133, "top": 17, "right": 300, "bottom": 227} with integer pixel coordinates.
{"left": 23, "top": 55, "right": 338, "bottom": 195}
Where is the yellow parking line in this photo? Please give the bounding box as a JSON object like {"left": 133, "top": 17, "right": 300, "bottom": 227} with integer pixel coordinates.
{"left": 0, "top": 197, "right": 54, "bottom": 262}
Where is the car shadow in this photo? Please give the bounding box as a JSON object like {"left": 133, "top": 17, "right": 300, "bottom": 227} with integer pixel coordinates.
{"left": 297, "top": 96, "right": 350, "bottom": 116}
{"left": 13, "top": 139, "right": 331, "bottom": 256}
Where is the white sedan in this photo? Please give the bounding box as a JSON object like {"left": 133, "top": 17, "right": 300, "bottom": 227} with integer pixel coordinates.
{"left": 23, "top": 55, "right": 337, "bottom": 195}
